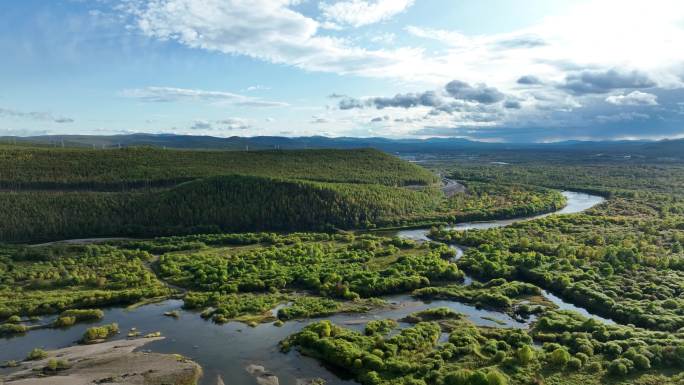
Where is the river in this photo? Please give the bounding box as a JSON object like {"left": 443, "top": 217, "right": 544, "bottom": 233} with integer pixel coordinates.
{"left": 0, "top": 191, "right": 607, "bottom": 385}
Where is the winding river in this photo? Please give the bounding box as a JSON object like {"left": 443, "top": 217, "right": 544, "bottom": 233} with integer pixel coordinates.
{"left": 0, "top": 191, "right": 606, "bottom": 385}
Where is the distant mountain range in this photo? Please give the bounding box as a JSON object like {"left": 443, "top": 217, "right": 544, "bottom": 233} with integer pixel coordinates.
{"left": 2, "top": 133, "right": 683, "bottom": 159}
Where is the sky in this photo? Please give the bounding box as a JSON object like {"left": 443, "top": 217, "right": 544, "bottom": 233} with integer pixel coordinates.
{"left": 1, "top": 0, "right": 684, "bottom": 142}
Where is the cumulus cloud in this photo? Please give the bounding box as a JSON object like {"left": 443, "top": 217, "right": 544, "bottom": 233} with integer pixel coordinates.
{"left": 517, "top": 75, "right": 542, "bottom": 85}
{"left": 606, "top": 91, "right": 658, "bottom": 106}
{"left": 338, "top": 80, "right": 508, "bottom": 113}
{"left": 120, "top": 0, "right": 421, "bottom": 78}
{"left": 121, "top": 87, "right": 287, "bottom": 107}
{"left": 319, "top": 0, "right": 414, "bottom": 28}
{"left": 504, "top": 100, "right": 522, "bottom": 109}
{"left": 115, "top": 1, "right": 684, "bottom": 89}
{"left": 339, "top": 97, "right": 367, "bottom": 110}
{"left": 560, "top": 69, "right": 656, "bottom": 95}
{"left": 0, "top": 107, "right": 74, "bottom": 124}
{"left": 370, "top": 91, "right": 443, "bottom": 109}
{"left": 445, "top": 81, "right": 505, "bottom": 104}
{"left": 33, "top": 0, "right": 684, "bottom": 141}
{"left": 190, "top": 120, "right": 213, "bottom": 130}
{"left": 370, "top": 115, "right": 389, "bottom": 122}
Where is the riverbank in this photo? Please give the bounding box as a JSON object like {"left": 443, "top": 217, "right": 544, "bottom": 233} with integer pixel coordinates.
{"left": 0, "top": 337, "right": 202, "bottom": 385}
{"left": 1, "top": 191, "right": 608, "bottom": 385}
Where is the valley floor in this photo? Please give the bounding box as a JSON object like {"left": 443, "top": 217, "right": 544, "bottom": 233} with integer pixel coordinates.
{"left": 2, "top": 156, "right": 684, "bottom": 385}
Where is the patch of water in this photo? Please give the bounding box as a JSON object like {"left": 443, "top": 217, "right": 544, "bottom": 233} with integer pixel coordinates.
{"left": 1, "top": 191, "right": 607, "bottom": 385}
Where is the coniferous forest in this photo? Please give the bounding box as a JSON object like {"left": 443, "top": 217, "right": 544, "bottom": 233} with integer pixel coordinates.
{"left": 0, "top": 145, "right": 564, "bottom": 242}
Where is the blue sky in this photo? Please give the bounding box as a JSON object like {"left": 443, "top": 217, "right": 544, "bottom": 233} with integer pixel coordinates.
{"left": 1, "top": 0, "right": 684, "bottom": 142}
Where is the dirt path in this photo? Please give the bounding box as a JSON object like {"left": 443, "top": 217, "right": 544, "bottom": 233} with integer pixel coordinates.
{"left": 143, "top": 255, "right": 188, "bottom": 295}
{"left": 28, "top": 237, "right": 136, "bottom": 248}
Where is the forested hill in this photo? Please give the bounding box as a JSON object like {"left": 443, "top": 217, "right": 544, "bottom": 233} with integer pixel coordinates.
{"left": 0, "top": 146, "right": 443, "bottom": 242}
{"left": 0, "top": 145, "right": 437, "bottom": 189}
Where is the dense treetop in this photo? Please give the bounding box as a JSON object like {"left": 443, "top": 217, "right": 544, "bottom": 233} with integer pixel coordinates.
{"left": 0, "top": 145, "right": 437, "bottom": 189}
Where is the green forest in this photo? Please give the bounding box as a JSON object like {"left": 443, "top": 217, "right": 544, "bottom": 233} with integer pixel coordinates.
{"left": 0, "top": 243, "right": 170, "bottom": 320}
{"left": 0, "top": 145, "right": 437, "bottom": 188}
{"left": 0, "top": 146, "right": 441, "bottom": 242}
{"left": 431, "top": 162, "right": 684, "bottom": 332}
{"left": 2, "top": 149, "right": 684, "bottom": 385}
{"left": 0, "top": 145, "right": 565, "bottom": 242}
{"left": 282, "top": 310, "right": 684, "bottom": 385}
{"left": 277, "top": 158, "right": 684, "bottom": 385}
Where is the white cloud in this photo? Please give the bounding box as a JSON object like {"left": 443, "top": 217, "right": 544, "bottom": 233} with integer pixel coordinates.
{"left": 190, "top": 120, "right": 213, "bottom": 130}
{"left": 216, "top": 117, "right": 251, "bottom": 130}
{"left": 319, "top": 0, "right": 414, "bottom": 28}
{"left": 404, "top": 1, "right": 684, "bottom": 89}
{"left": 109, "top": 0, "right": 684, "bottom": 140}
{"left": 606, "top": 91, "right": 659, "bottom": 106}
{"left": 0, "top": 107, "right": 74, "bottom": 124}
{"left": 190, "top": 117, "right": 251, "bottom": 131}
{"left": 369, "top": 32, "right": 396, "bottom": 44}
{"left": 118, "top": 1, "right": 684, "bottom": 89}
{"left": 121, "top": 86, "right": 287, "bottom": 107}
{"left": 596, "top": 112, "right": 650, "bottom": 123}
{"left": 121, "top": 87, "right": 244, "bottom": 102}
{"left": 120, "top": 0, "right": 423, "bottom": 79}
{"left": 243, "top": 85, "right": 271, "bottom": 92}
{"left": 310, "top": 115, "right": 331, "bottom": 123}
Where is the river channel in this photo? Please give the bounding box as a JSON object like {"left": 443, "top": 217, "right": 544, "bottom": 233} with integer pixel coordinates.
{"left": 0, "top": 191, "right": 607, "bottom": 385}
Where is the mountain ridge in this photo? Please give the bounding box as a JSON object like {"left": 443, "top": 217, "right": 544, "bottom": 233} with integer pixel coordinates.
{"left": 1, "top": 133, "right": 682, "bottom": 158}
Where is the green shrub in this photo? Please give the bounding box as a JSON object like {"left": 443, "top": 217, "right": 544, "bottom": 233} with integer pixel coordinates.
{"left": 365, "top": 319, "right": 397, "bottom": 336}
{"left": 603, "top": 342, "right": 623, "bottom": 358}
{"left": 567, "top": 357, "right": 582, "bottom": 371}
{"left": 44, "top": 358, "right": 69, "bottom": 372}
{"left": 574, "top": 352, "right": 589, "bottom": 365}
{"left": 26, "top": 348, "right": 47, "bottom": 361}
{"left": 491, "top": 350, "right": 506, "bottom": 363}
{"left": 516, "top": 345, "right": 535, "bottom": 365}
{"left": 486, "top": 370, "right": 508, "bottom": 385}
{"left": 548, "top": 348, "right": 570, "bottom": 367}
{"left": 54, "top": 316, "right": 76, "bottom": 327}
{"left": 444, "top": 369, "right": 473, "bottom": 385}
{"left": 0, "top": 323, "right": 28, "bottom": 336}
{"left": 586, "top": 361, "right": 603, "bottom": 373}
{"left": 633, "top": 354, "right": 651, "bottom": 370}
{"left": 469, "top": 371, "right": 489, "bottom": 385}
{"left": 576, "top": 343, "right": 594, "bottom": 356}
{"left": 60, "top": 309, "right": 104, "bottom": 321}
{"left": 607, "top": 359, "right": 632, "bottom": 376}
{"left": 82, "top": 323, "right": 119, "bottom": 343}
